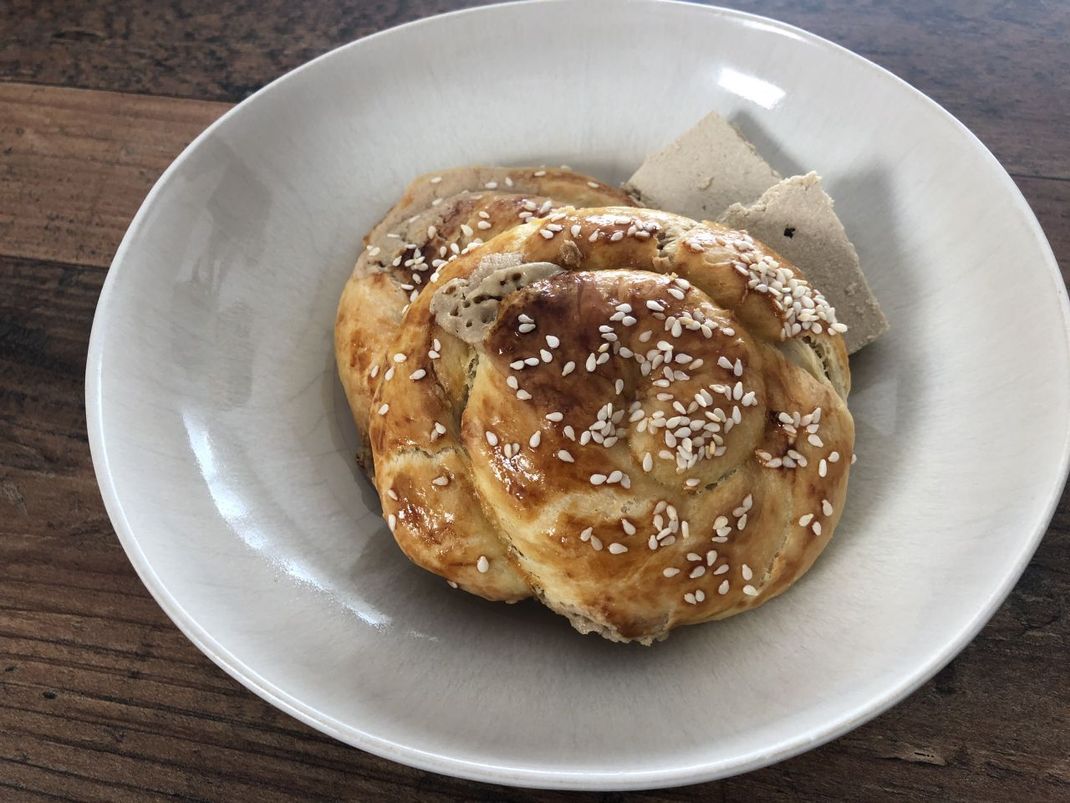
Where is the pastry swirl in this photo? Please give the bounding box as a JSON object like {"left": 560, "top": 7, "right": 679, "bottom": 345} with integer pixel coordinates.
{"left": 357, "top": 205, "right": 854, "bottom": 643}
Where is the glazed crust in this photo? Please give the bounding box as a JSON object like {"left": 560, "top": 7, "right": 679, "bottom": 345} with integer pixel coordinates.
{"left": 334, "top": 167, "right": 634, "bottom": 445}
{"left": 348, "top": 204, "right": 854, "bottom": 643}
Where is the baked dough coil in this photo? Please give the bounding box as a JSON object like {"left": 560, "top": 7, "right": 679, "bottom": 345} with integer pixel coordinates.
{"left": 360, "top": 205, "right": 854, "bottom": 644}
{"left": 335, "top": 167, "right": 634, "bottom": 445}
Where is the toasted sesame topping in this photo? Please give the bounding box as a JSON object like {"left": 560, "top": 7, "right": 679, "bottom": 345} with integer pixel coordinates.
{"left": 608, "top": 542, "right": 628, "bottom": 554}
{"left": 476, "top": 555, "right": 489, "bottom": 573}
{"left": 590, "top": 473, "right": 607, "bottom": 485}
{"left": 663, "top": 567, "right": 680, "bottom": 578}
{"left": 580, "top": 527, "right": 593, "bottom": 542}
{"left": 822, "top": 499, "right": 834, "bottom": 516}
{"left": 432, "top": 475, "right": 449, "bottom": 487}
{"left": 485, "top": 431, "right": 499, "bottom": 446}
{"left": 409, "top": 368, "right": 426, "bottom": 380}
{"left": 529, "top": 431, "right": 542, "bottom": 448}
{"left": 377, "top": 403, "right": 390, "bottom": 415}
{"left": 557, "top": 449, "right": 574, "bottom": 463}
{"left": 621, "top": 519, "right": 636, "bottom": 535}
{"left": 742, "top": 584, "right": 758, "bottom": 596}
{"left": 546, "top": 411, "right": 564, "bottom": 422}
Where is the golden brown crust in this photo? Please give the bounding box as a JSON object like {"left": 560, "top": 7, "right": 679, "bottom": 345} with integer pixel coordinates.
{"left": 353, "top": 206, "right": 854, "bottom": 643}
{"left": 334, "top": 167, "right": 635, "bottom": 446}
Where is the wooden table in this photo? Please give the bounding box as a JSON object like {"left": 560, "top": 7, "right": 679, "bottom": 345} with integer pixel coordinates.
{"left": 2, "top": 1, "right": 1067, "bottom": 799}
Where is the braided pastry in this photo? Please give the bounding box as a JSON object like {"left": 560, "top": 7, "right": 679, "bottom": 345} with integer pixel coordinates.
{"left": 342, "top": 199, "right": 854, "bottom": 643}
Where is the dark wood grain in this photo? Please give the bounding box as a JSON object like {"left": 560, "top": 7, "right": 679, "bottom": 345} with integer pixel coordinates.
{"left": 1, "top": 0, "right": 1068, "bottom": 800}
{"left": 0, "top": 83, "right": 228, "bottom": 268}
{"left": 1, "top": 0, "right": 1067, "bottom": 180}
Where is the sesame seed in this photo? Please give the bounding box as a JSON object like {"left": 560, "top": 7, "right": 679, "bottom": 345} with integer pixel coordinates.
{"left": 506, "top": 375, "right": 519, "bottom": 390}
{"left": 607, "top": 470, "right": 623, "bottom": 484}
{"left": 377, "top": 403, "right": 390, "bottom": 415}
{"left": 485, "top": 431, "right": 499, "bottom": 446}
{"left": 591, "top": 536, "right": 603, "bottom": 551}
{"left": 516, "top": 389, "right": 532, "bottom": 400}
{"left": 808, "top": 433, "right": 824, "bottom": 447}
{"left": 585, "top": 353, "right": 597, "bottom": 372}
{"left": 518, "top": 323, "right": 536, "bottom": 334}
{"left": 430, "top": 176, "right": 443, "bottom": 184}
{"left": 685, "top": 478, "right": 700, "bottom": 488}
{"left": 695, "top": 589, "right": 706, "bottom": 602}
{"left": 477, "top": 555, "right": 490, "bottom": 573}
{"left": 580, "top": 527, "right": 593, "bottom": 542}
{"left": 812, "top": 521, "right": 823, "bottom": 536}
{"left": 642, "top": 453, "right": 653, "bottom": 472}
{"left": 608, "top": 542, "right": 628, "bottom": 554}
{"left": 742, "top": 585, "right": 758, "bottom": 596}
{"left": 822, "top": 499, "right": 834, "bottom": 516}
{"left": 546, "top": 411, "right": 564, "bottom": 422}
{"left": 590, "top": 474, "right": 607, "bottom": 485}
{"left": 689, "top": 565, "right": 706, "bottom": 578}
{"left": 529, "top": 431, "right": 542, "bottom": 448}
{"left": 386, "top": 489, "right": 398, "bottom": 501}
{"left": 663, "top": 567, "right": 680, "bottom": 578}
{"left": 587, "top": 180, "right": 600, "bottom": 188}
{"left": 706, "top": 550, "right": 718, "bottom": 565}
{"left": 477, "top": 220, "right": 492, "bottom": 230}
{"left": 387, "top": 513, "right": 396, "bottom": 531}
{"left": 510, "top": 360, "right": 525, "bottom": 370}
{"left": 484, "top": 181, "right": 498, "bottom": 190}
{"left": 539, "top": 229, "right": 555, "bottom": 239}
{"left": 818, "top": 459, "right": 828, "bottom": 477}
{"left": 829, "top": 451, "right": 841, "bottom": 463}
{"left": 622, "top": 519, "right": 636, "bottom": 535}
{"left": 684, "top": 592, "right": 696, "bottom": 605}
{"left": 369, "top": 364, "right": 380, "bottom": 379}
{"left": 718, "top": 580, "right": 730, "bottom": 595}
{"left": 852, "top": 453, "right": 858, "bottom": 464}
{"left": 557, "top": 449, "right": 574, "bottom": 462}
{"left": 433, "top": 421, "right": 447, "bottom": 436}
{"left": 614, "top": 379, "right": 625, "bottom": 395}
{"left": 533, "top": 169, "right": 547, "bottom": 177}
{"left": 409, "top": 368, "right": 427, "bottom": 380}
{"left": 610, "top": 231, "right": 624, "bottom": 242}
{"left": 561, "top": 361, "right": 576, "bottom": 376}
{"left": 524, "top": 356, "right": 540, "bottom": 366}
{"left": 742, "top": 563, "right": 753, "bottom": 581}
{"left": 432, "top": 475, "right": 449, "bottom": 487}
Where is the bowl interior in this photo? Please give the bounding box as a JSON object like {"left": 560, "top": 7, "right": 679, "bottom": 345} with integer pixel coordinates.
{"left": 88, "top": 0, "right": 1070, "bottom": 789}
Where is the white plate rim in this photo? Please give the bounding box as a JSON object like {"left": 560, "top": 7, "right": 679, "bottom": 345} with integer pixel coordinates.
{"left": 85, "top": 0, "right": 1070, "bottom": 790}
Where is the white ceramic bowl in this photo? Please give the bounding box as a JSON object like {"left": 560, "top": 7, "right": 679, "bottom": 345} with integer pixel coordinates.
{"left": 87, "top": 0, "right": 1070, "bottom": 790}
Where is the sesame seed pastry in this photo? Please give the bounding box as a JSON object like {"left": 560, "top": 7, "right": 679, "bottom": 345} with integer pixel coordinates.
{"left": 334, "top": 167, "right": 635, "bottom": 458}
{"left": 343, "top": 204, "right": 854, "bottom": 644}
